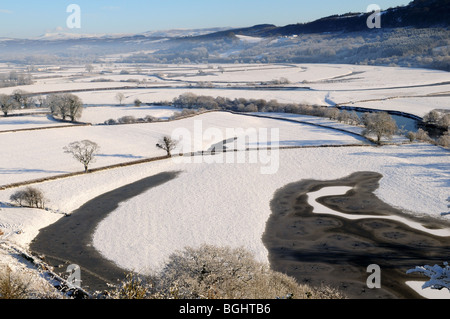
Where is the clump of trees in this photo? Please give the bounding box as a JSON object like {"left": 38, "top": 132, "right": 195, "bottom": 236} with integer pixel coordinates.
{"left": 171, "top": 92, "right": 331, "bottom": 116}
{"left": 46, "top": 93, "right": 84, "bottom": 122}
{"left": 10, "top": 187, "right": 47, "bottom": 209}
{"left": 64, "top": 140, "right": 100, "bottom": 173}
{"left": 423, "top": 110, "right": 450, "bottom": 130}
{"left": 103, "top": 115, "right": 157, "bottom": 125}
{"left": 168, "top": 93, "right": 450, "bottom": 147}
{"left": 170, "top": 93, "right": 367, "bottom": 126}
{"left": 0, "top": 90, "right": 36, "bottom": 116}
{"left": 0, "top": 71, "right": 33, "bottom": 88}
{"left": 105, "top": 245, "right": 346, "bottom": 299}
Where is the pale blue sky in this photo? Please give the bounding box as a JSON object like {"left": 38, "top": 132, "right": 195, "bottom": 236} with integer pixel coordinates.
{"left": 0, "top": 0, "right": 411, "bottom": 38}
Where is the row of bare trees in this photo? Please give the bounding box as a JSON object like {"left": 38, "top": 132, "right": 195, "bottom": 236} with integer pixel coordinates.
{"left": 62, "top": 135, "right": 177, "bottom": 175}
{"left": 0, "top": 91, "right": 83, "bottom": 122}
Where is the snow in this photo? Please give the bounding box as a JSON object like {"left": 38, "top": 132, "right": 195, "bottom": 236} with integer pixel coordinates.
{"left": 2, "top": 63, "right": 447, "bottom": 118}
{"left": 80, "top": 105, "right": 179, "bottom": 124}
{"left": 405, "top": 281, "right": 450, "bottom": 299}
{"left": 308, "top": 186, "right": 450, "bottom": 237}
{"left": 0, "top": 111, "right": 366, "bottom": 186}
{"left": 0, "top": 62, "right": 449, "bottom": 299}
{"left": 0, "top": 114, "right": 75, "bottom": 131}
{"left": 0, "top": 204, "right": 62, "bottom": 248}
{"left": 89, "top": 144, "right": 449, "bottom": 274}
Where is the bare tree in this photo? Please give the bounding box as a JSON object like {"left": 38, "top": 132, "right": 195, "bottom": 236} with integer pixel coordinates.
{"left": 85, "top": 64, "right": 94, "bottom": 73}
{"left": 64, "top": 140, "right": 100, "bottom": 173}
{"left": 0, "top": 94, "right": 17, "bottom": 116}
{"left": 156, "top": 136, "right": 178, "bottom": 157}
{"left": 362, "top": 112, "right": 398, "bottom": 144}
{"left": 46, "top": 94, "right": 68, "bottom": 120}
{"left": 62, "top": 93, "right": 83, "bottom": 122}
{"left": 115, "top": 92, "right": 126, "bottom": 105}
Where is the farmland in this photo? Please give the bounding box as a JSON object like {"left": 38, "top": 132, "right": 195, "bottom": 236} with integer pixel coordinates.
{"left": 0, "top": 63, "right": 449, "bottom": 299}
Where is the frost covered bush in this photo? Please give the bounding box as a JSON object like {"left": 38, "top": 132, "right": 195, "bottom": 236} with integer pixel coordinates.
{"left": 104, "top": 118, "right": 117, "bottom": 125}
{"left": 437, "top": 132, "right": 450, "bottom": 148}
{"left": 423, "top": 110, "right": 450, "bottom": 129}
{"left": 407, "top": 262, "right": 450, "bottom": 292}
{"left": 105, "top": 246, "right": 346, "bottom": 299}
{"left": 414, "top": 128, "right": 432, "bottom": 143}
{"left": 152, "top": 245, "right": 345, "bottom": 299}
{"left": 0, "top": 266, "right": 30, "bottom": 299}
{"left": 106, "top": 273, "right": 151, "bottom": 300}
{"left": 0, "top": 265, "right": 61, "bottom": 299}
{"left": 406, "top": 131, "right": 416, "bottom": 142}
{"left": 144, "top": 115, "right": 157, "bottom": 123}
{"left": 118, "top": 115, "right": 137, "bottom": 124}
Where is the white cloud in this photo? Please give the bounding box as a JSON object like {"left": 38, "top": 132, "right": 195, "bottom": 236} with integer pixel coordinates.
{"left": 0, "top": 9, "right": 12, "bottom": 14}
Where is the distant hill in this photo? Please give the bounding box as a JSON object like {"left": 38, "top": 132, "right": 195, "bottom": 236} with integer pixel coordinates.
{"left": 0, "top": 0, "right": 448, "bottom": 71}
{"left": 190, "top": 0, "right": 449, "bottom": 39}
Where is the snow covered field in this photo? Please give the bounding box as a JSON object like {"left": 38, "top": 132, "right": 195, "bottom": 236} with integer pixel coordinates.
{"left": 80, "top": 105, "right": 179, "bottom": 124}
{"left": 1, "top": 143, "right": 448, "bottom": 298}
{"left": 0, "top": 114, "right": 75, "bottom": 131}
{"left": 0, "top": 112, "right": 366, "bottom": 186}
{"left": 2, "top": 63, "right": 449, "bottom": 117}
{"left": 0, "top": 63, "right": 449, "bottom": 299}
{"left": 90, "top": 144, "right": 450, "bottom": 275}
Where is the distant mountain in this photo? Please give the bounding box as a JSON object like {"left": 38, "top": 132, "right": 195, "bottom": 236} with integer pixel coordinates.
{"left": 141, "top": 27, "right": 232, "bottom": 38}
{"left": 36, "top": 32, "right": 131, "bottom": 40}
{"left": 33, "top": 27, "right": 233, "bottom": 41}
{"left": 190, "top": 0, "right": 449, "bottom": 39}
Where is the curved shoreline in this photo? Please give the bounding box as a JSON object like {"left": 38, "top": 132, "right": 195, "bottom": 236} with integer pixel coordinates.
{"left": 29, "top": 171, "right": 181, "bottom": 293}
{"left": 262, "top": 171, "right": 450, "bottom": 299}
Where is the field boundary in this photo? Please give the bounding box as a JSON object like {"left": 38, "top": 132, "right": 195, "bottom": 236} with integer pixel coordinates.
{"left": 0, "top": 155, "right": 170, "bottom": 191}
{"left": 0, "top": 144, "right": 377, "bottom": 191}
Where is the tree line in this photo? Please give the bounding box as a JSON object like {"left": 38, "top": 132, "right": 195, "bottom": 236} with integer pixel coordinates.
{"left": 0, "top": 71, "right": 33, "bottom": 88}
{"left": 170, "top": 92, "right": 450, "bottom": 146}
{"left": 0, "top": 91, "right": 83, "bottom": 122}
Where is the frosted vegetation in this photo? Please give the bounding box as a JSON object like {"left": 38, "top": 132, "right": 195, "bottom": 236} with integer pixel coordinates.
{"left": 119, "top": 28, "right": 450, "bottom": 71}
